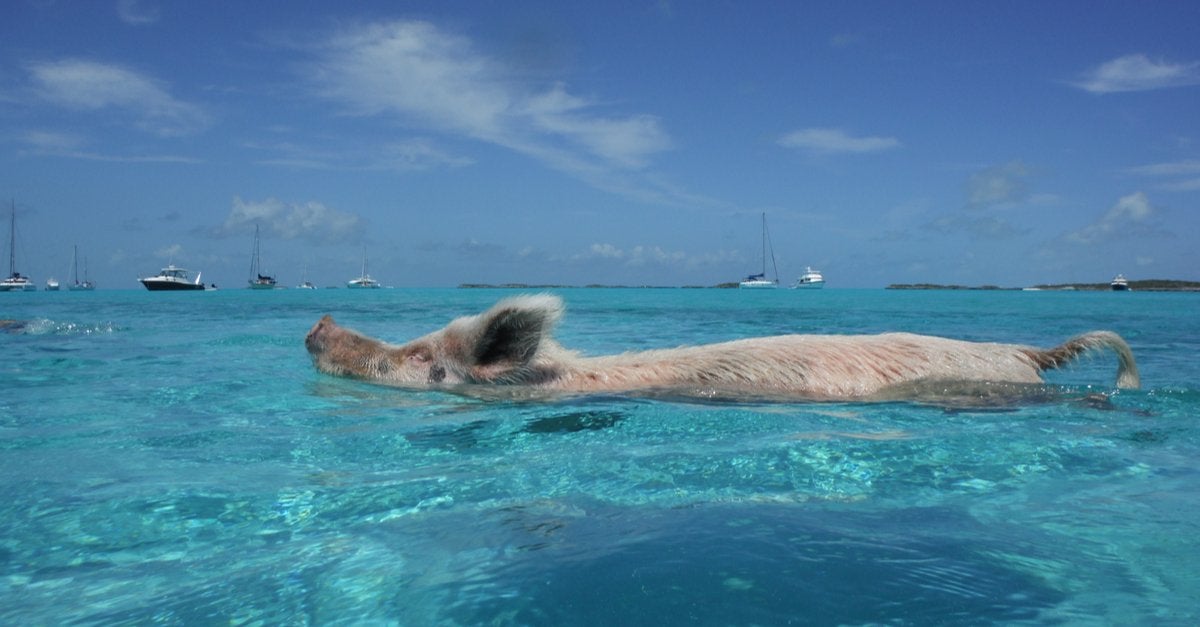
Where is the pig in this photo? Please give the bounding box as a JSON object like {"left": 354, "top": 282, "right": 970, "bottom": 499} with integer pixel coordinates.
{"left": 305, "top": 294, "right": 1140, "bottom": 401}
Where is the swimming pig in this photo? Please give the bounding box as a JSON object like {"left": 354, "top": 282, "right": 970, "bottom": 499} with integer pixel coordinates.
{"left": 305, "top": 294, "right": 1139, "bottom": 401}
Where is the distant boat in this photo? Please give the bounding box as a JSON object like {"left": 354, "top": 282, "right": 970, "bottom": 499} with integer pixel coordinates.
{"left": 0, "top": 201, "right": 37, "bottom": 292}
{"left": 68, "top": 245, "right": 95, "bottom": 291}
{"left": 1110, "top": 274, "right": 1131, "bottom": 291}
{"left": 790, "top": 266, "right": 826, "bottom": 289}
{"left": 139, "top": 264, "right": 208, "bottom": 291}
{"left": 347, "top": 247, "right": 381, "bottom": 289}
{"left": 45, "top": 277, "right": 60, "bottom": 291}
{"left": 247, "top": 224, "right": 278, "bottom": 289}
{"left": 739, "top": 212, "right": 779, "bottom": 289}
{"left": 297, "top": 263, "right": 316, "bottom": 290}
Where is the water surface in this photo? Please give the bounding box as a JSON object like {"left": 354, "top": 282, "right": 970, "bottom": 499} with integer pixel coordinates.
{"left": 2, "top": 288, "right": 1197, "bottom": 624}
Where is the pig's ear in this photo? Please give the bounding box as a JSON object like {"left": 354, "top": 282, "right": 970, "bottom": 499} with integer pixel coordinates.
{"left": 460, "top": 294, "right": 562, "bottom": 381}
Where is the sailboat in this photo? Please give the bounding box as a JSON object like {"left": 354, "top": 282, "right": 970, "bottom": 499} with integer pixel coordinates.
{"left": 739, "top": 212, "right": 779, "bottom": 289}
{"left": 297, "top": 263, "right": 316, "bottom": 290}
{"left": 69, "top": 245, "right": 96, "bottom": 291}
{"left": 347, "top": 246, "right": 381, "bottom": 289}
{"left": 247, "top": 224, "right": 278, "bottom": 289}
{"left": 0, "top": 201, "right": 37, "bottom": 292}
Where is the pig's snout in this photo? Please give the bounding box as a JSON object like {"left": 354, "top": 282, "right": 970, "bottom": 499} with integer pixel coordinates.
{"left": 306, "top": 315, "right": 336, "bottom": 353}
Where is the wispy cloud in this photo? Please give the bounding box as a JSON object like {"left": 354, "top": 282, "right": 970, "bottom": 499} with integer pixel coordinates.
{"left": 1065, "top": 191, "right": 1157, "bottom": 244}
{"left": 27, "top": 59, "right": 209, "bottom": 136}
{"left": 252, "top": 137, "right": 473, "bottom": 171}
{"left": 305, "top": 20, "right": 680, "bottom": 200}
{"left": 19, "top": 129, "right": 200, "bottom": 163}
{"left": 927, "top": 161, "right": 1034, "bottom": 240}
{"left": 213, "top": 197, "right": 364, "bottom": 244}
{"left": 155, "top": 243, "right": 184, "bottom": 260}
{"left": 1074, "top": 54, "right": 1200, "bottom": 94}
{"left": 777, "top": 127, "right": 900, "bottom": 155}
{"left": 1126, "top": 159, "right": 1200, "bottom": 191}
{"left": 966, "top": 161, "right": 1030, "bottom": 208}
{"left": 117, "top": 0, "right": 161, "bottom": 26}
{"left": 572, "top": 243, "right": 738, "bottom": 268}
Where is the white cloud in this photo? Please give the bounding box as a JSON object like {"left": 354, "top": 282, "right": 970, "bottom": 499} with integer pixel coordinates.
{"left": 1127, "top": 159, "right": 1200, "bottom": 191}
{"left": 308, "top": 20, "right": 671, "bottom": 171}
{"left": 778, "top": 128, "right": 900, "bottom": 155}
{"left": 216, "top": 197, "right": 363, "bottom": 244}
{"left": 117, "top": 0, "right": 161, "bottom": 26}
{"left": 28, "top": 59, "right": 209, "bottom": 136}
{"left": 1074, "top": 54, "right": 1200, "bottom": 94}
{"left": 1066, "top": 192, "right": 1156, "bottom": 244}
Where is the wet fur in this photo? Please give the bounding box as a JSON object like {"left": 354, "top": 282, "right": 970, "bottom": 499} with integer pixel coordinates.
{"left": 306, "top": 295, "right": 1140, "bottom": 401}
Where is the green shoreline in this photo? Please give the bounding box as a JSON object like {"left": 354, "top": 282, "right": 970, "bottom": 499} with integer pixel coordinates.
{"left": 886, "top": 280, "right": 1200, "bottom": 292}
{"left": 458, "top": 280, "right": 1200, "bottom": 291}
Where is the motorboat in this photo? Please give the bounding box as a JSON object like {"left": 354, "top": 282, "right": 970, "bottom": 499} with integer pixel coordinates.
{"left": 45, "top": 277, "right": 60, "bottom": 291}
{"left": 140, "top": 265, "right": 208, "bottom": 291}
{"left": 1110, "top": 274, "right": 1130, "bottom": 291}
{"left": 739, "top": 213, "right": 779, "bottom": 289}
{"left": 790, "top": 267, "right": 825, "bottom": 289}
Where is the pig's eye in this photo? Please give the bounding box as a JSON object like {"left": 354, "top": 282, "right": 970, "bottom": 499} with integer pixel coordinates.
{"left": 407, "top": 351, "right": 431, "bottom": 363}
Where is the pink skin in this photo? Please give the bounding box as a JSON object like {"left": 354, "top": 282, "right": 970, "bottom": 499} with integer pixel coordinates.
{"left": 305, "top": 294, "right": 1139, "bottom": 401}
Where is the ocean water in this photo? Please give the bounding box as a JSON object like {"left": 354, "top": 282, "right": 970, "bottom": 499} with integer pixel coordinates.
{"left": 1, "top": 287, "right": 1197, "bottom": 625}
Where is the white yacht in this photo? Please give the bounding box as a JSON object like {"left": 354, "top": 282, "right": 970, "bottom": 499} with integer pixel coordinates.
{"left": 791, "top": 267, "right": 826, "bottom": 289}
{"left": 140, "top": 265, "right": 208, "bottom": 291}
{"left": 1110, "top": 274, "right": 1130, "bottom": 291}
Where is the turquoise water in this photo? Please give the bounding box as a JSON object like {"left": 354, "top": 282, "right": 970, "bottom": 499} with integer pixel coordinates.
{"left": 2, "top": 288, "right": 1197, "bottom": 624}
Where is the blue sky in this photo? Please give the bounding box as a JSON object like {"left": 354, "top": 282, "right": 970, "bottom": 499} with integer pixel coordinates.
{"left": 2, "top": 1, "right": 1197, "bottom": 288}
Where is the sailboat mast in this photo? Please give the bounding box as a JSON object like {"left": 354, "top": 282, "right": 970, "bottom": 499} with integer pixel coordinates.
{"left": 8, "top": 201, "right": 15, "bottom": 276}
{"left": 249, "top": 224, "right": 260, "bottom": 278}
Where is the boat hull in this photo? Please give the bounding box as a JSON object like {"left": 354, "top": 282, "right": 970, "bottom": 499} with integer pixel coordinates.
{"left": 141, "top": 280, "right": 206, "bottom": 291}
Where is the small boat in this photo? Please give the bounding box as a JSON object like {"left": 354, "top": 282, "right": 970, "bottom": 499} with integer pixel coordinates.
{"left": 68, "top": 245, "right": 95, "bottom": 291}
{"left": 739, "top": 212, "right": 779, "bottom": 289}
{"left": 45, "top": 277, "right": 60, "bottom": 291}
{"left": 347, "top": 247, "right": 381, "bottom": 289}
{"left": 0, "top": 202, "right": 37, "bottom": 292}
{"left": 296, "top": 263, "right": 316, "bottom": 289}
{"left": 247, "top": 225, "right": 278, "bottom": 289}
{"left": 139, "top": 264, "right": 208, "bottom": 291}
{"left": 790, "top": 267, "right": 826, "bottom": 289}
{"left": 1110, "top": 274, "right": 1131, "bottom": 291}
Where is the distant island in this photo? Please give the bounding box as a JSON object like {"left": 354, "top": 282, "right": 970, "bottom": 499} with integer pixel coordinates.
{"left": 458, "top": 279, "right": 1200, "bottom": 291}
{"left": 459, "top": 283, "right": 731, "bottom": 289}
{"left": 887, "top": 279, "right": 1200, "bottom": 292}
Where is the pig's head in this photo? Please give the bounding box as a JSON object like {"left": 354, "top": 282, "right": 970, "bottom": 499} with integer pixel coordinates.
{"left": 305, "top": 294, "right": 564, "bottom": 387}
